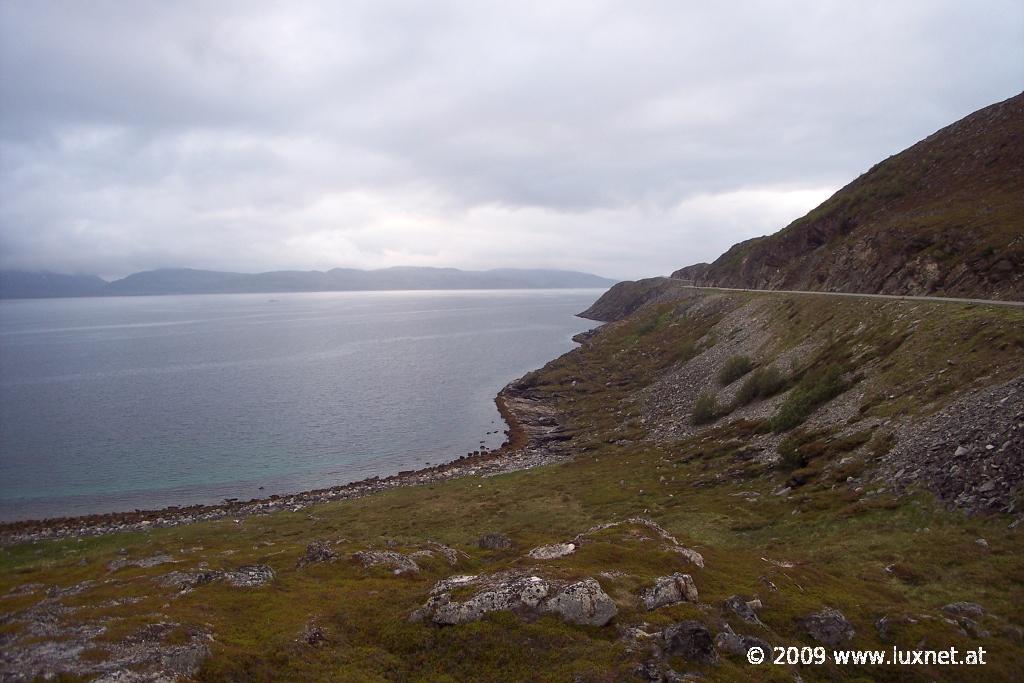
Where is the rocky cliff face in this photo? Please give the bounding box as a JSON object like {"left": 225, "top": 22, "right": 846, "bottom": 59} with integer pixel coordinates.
{"left": 672, "top": 92, "right": 1024, "bottom": 300}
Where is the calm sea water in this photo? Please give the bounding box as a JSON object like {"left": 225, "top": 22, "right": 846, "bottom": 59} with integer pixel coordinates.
{"left": 0, "top": 289, "right": 602, "bottom": 521}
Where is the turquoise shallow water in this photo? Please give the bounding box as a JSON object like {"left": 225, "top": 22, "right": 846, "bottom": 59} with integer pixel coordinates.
{"left": 0, "top": 289, "right": 602, "bottom": 520}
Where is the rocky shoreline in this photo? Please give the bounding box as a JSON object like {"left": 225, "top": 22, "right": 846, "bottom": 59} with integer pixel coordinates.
{"left": 0, "top": 378, "right": 579, "bottom": 547}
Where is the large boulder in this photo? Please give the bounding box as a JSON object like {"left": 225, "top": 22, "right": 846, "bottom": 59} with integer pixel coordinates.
{"left": 800, "top": 608, "right": 855, "bottom": 646}
{"left": 427, "top": 575, "right": 551, "bottom": 625}
{"left": 641, "top": 573, "right": 698, "bottom": 610}
{"left": 663, "top": 621, "right": 718, "bottom": 664}
{"left": 297, "top": 540, "right": 338, "bottom": 568}
{"left": 542, "top": 578, "right": 618, "bottom": 626}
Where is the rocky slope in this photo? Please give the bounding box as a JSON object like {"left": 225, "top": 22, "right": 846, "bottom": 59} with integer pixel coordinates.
{"left": 671, "top": 92, "right": 1024, "bottom": 300}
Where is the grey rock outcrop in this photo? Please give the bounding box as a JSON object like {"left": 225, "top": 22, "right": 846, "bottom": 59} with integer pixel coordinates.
{"left": 478, "top": 532, "right": 513, "bottom": 550}
{"left": 942, "top": 602, "right": 984, "bottom": 619}
{"left": 352, "top": 550, "right": 419, "bottom": 575}
{"left": 297, "top": 540, "right": 338, "bottom": 568}
{"left": 223, "top": 565, "right": 275, "bottom": 587}
{"left": 670, "top": 546, "right": 705, "bottom": 569}
{"left": 411, "top": 572, "right": 617, "bottom": 627}
{"left": 724, "top": 595, "right": 762, "bottom": 624}
{"left": 663, "top": 620, "right": 718, "bottom": 664}
{"left": 641, "top": 573, "right": 698, "bottom": 610}
{"left": 106, "top": 554, "right": 176, "bottom": 572}
{"left": 157, "top": 570, "right": 224, "bottom": 592}
{"left": 800, "top": 608, "right": 854, "bottom": 646}
{"left": 715, "top": 625, "right": 769, "bottom": 658}
{"left": 527, "top": 542, "right": 576, "bottom": 560}
{"left": 543, "top": 578, "right": 618, "bottom": 626}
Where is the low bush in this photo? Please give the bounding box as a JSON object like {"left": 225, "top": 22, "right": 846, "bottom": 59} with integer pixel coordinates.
{"left": 769, "top": 364, "right": 847, "bottom": 432}
{"left": 777, "top": 429, "right": 824, "bottom": 471}
{"left": 717, "top": 355, "right": 753, "bottom": 386}
{"left": 735, "top": 366, "right": 787, "bottom": 405}
{"left": 691, "top": 392, "right": 723, "bottom": 425}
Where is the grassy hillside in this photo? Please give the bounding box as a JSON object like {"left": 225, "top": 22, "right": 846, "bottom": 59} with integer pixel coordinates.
{"left": 2, "top": 290, "right": 1023, "bottom": 681}
{"left": 672, "top": 93, "right": 1024, "bottom": 300}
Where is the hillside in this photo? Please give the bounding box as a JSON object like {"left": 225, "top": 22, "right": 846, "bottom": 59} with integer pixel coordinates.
{"left": 0, "top": 267, "right": 616, "bottom": 299}
{"left": 0, "top": 271, "right": 108, "bottom": 299}
{"left": 671, "top": 93, "right": 1024, "bottom": 300}
{"left": 2, "top": 287, "right": 1022, "bottom": 681}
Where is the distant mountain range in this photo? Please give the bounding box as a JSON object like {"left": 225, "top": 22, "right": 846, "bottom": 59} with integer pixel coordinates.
{"left": 0, "top": 267, "right": 617, "bottom": 299}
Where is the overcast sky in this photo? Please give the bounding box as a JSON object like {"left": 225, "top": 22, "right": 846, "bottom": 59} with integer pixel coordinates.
{"left": 0, "top": 1, "right": 1021, "bottom": 280}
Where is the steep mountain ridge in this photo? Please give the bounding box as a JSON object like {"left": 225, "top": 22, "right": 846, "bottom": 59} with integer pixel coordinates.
{"left": 672, "top": 92, "right": 1024, "bottom": 300}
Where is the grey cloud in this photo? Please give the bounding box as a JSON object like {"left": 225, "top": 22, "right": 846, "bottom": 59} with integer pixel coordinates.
{"left": 1, "top": 0, "right": 1022, "bottom": 279}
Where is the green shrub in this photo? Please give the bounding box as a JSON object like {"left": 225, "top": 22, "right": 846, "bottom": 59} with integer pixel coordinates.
{"left": 777, "top": 430, "right": 823, "bottom": 471}
{"left": 691, "top": 392, "right": 722, "bottom": 425}
{"left": 717, "top": 355, "right": 753, "bottom": 386}
{"left": 635, "top": 310, "right": 670, "bottom": 336}
{"left": 769, "top": 365, "right": 847, "bottom": 432}
{"left": 735, "top": 366, "right": 787, "bottom": 405}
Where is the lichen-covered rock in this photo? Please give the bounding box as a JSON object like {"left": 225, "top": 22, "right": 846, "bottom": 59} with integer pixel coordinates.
{"left": 715, "top": 625, "right": 769, "bottom": 658}
{"left": 800, "top": 608, "right": 854, "bottom": 646}
{"left": 663, "top": 620, "right": 718, "bottom": 664}
{"left": 3, "top": 615, "right": 211, "bottom": 683}
{"left": 527, "top": 542, "right": 576, "bottom": 560}
{"left": 478, "top": 532, "right": 513, "bottom": 550}
{"left": 412, "top": 572, "right": 616, "bottom": 627}
{"left": 224, "top": 565, "right": 275, "bottom": 587}
{"left": 427, "top": 542, "right": 465, "bottom": 565}
{"left": 423, "top": 575, "right": 551, "bottom": 625}
{"left": 352, "top": 550, "right": 419, "bottom": 575}
{"left": 942, "top": 602, "right": 984, "bottom": 619}
{"left": 670, "top": 546, "right": 705, "bottom": 568}
{"left": 156, "top": 564, "right": 272, "bottom": 591}
{"left": 157, "top": 570, "right": 223, "bottom": 591}
{"left": 297, "top": 540, "right": 338, "bottom": 568}
{"left": 542, "top": 578, "right": 618, "bottom": 626}
{"left": 641, "top": 573, "right": 698, "bottom": 610}
{"left": 724, "top": 595, "right": 762, "bottom": 624}
{"left": 107, "top": 554, "right": 176, "bottom": 572}
{"left": 429, "top": 574, "right": 478, "bottom": 595}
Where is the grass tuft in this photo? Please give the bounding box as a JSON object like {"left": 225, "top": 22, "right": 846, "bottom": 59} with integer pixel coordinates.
{"left": 717, "top": 355, "right": 753, "bottom": 386}
{"left": 734, "top": 366, "right": 787, "bottom": 406}
{"left": 691, "top": 392, "right": 724, "bottom": 425}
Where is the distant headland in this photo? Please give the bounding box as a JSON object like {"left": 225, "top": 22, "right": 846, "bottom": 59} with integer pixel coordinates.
{"left": 0, "top": 266, "right": 617, "bottom": 299}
